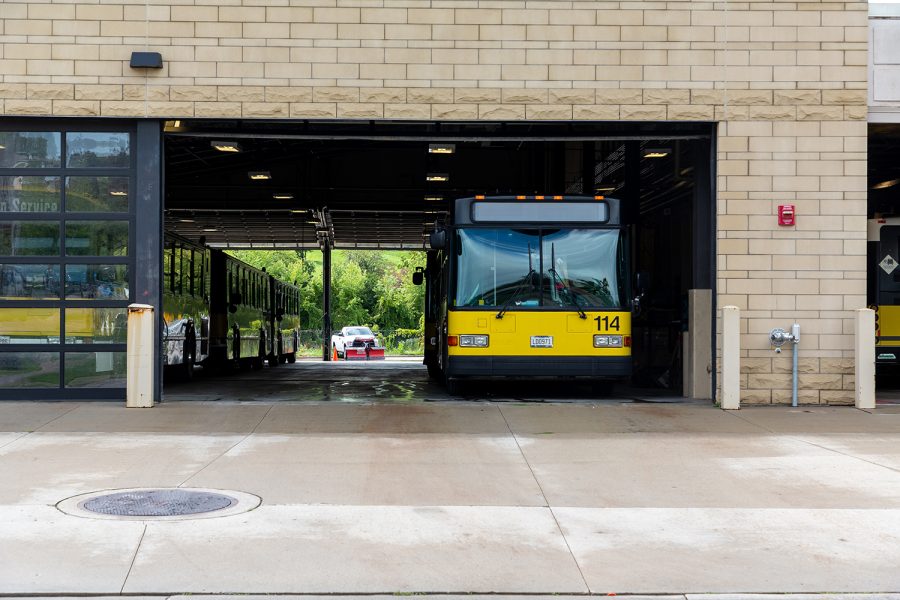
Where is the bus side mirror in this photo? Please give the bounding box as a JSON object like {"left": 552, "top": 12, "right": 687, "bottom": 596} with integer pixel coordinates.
{"left": 429, "top": 230, "right": 447, "bottom": 250}
{"left": 412, "top": 267, "right": 424, "bottom": 286}
{"left": 635, "top": 271, "right": 650, "bottom": 294}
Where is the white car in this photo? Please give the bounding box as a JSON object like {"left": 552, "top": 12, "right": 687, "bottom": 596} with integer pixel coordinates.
{"left": 331, "top": 326, "right": 385, "bottom": 360}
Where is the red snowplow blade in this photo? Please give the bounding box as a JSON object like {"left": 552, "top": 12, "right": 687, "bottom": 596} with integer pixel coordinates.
{"left": 344, "top": 346, "right": 385, "bottom": 360}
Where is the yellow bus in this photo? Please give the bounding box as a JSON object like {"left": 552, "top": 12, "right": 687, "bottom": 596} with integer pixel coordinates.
{"left": 420, "top": 195, "right": 632, "bottom": 394}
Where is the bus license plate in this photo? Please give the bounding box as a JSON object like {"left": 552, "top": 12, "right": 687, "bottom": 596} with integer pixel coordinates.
{"left": 531, "top": 336, "right": 553, "bottom": 348}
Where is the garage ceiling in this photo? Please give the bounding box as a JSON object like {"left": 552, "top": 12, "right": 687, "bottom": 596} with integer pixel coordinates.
{"left": 163, "top": 120, "right": 712, "bottom": 249}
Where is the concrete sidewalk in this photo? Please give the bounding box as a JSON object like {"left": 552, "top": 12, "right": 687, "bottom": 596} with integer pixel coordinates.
{"left": 0, "top": 401, "right": 899, "bottom": 594}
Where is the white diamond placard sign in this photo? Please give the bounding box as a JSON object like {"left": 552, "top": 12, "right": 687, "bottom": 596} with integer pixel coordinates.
{"left": 881, "top": 254, "right": 898, "bottom": 275}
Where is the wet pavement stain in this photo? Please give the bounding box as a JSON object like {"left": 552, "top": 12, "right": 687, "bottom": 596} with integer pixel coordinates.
{"left": 162, "top": 358, "right": 695, "bottom": 405}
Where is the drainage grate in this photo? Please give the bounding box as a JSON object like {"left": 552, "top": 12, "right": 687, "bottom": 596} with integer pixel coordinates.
{"left": 81, "top": 489, "right": 237, "bottom": 517}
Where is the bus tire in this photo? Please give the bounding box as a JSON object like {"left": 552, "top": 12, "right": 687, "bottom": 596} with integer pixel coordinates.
{"left": 444, "top": 375, "right": 461, "bottom": 395}
{"left": 182, "top": 344, "right": 195, "bottom": 381}
{"left": 427, "top": 362, "right": 442, "bottom": 381}
{"left": 287, "top": 352, "right": 296, "bottom": 364}
{"left": 591, "top": 380, "right": 614, "bottom": 396}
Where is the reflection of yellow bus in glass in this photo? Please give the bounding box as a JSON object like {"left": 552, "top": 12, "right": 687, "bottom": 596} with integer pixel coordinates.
{"left": 0, "top": 307, "right": 60, "bottom": 344}
{"left": 420, "top": 195, "right": 632, "bottom": 394}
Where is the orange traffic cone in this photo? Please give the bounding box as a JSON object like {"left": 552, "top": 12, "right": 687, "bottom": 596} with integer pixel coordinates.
{"left": 332, "top": 346, "right": 338, "bottom": 361}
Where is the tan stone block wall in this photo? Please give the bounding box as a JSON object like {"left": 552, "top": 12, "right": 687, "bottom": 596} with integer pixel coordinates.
{"left": 0, "top": 0, "right": 869, "bottom": 404}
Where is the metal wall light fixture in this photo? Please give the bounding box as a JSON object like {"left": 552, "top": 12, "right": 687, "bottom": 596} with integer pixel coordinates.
{"left": 129, "top": 52, "right": 163, "bottom": 69}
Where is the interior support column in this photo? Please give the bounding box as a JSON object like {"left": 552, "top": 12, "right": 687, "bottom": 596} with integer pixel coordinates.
{"left": 322, "top": 243, "right": 332, "bottom": 361}
{"left": 688, "top": 134, "right": 716, "bottom": 401}
{"left": 135, "top": 120, "right": 163, "bottom": 402}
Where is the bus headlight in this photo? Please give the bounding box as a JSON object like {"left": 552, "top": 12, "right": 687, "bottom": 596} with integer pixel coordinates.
{"left": 459, "top": 334, "right": 489, "bottom": 347}
{"left": 593, "top": 335, "right": 623, "bottom": 348}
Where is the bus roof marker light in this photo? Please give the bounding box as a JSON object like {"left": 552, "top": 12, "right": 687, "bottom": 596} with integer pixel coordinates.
{"left": 595, "top": 195, "right": 605, "bottom": 200}
{"left": 211, "top": 140, "right": 241, "bottom": 153}
{"left": 643, "top": 148, "right": 670, "bottom": 158}
{"left": 248, "top": 171, "right": 271, "bottom": 181}
{"left": 428, "top": 143, "right": 455, "bottom": 154}
{"left": 426, "top": 173, "right": 449, "bottom": 182}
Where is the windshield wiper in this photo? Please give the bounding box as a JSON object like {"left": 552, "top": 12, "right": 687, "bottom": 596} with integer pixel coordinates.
{"left": 549, "top": 243, "right": 586, "bottom": 319}
{"left": 496, "top": 243, "right": 535, "bottom": 319}
{"left": 549, "top": 267, "right": 586, "bottom": 319}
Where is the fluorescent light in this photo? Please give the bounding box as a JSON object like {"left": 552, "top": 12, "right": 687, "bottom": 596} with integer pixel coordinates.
{"left": 179, "top": 218, "right": 195, "bottom": 223}
{"left": 202, "top": 227, "right": 218, "bottom": 232}
{"left": 424, "top": 195, "right": 443, "bottom": 201}
{"left": 0, "top": 145, "right": 5, "bottom": 150}
{"left": 273, "top": 193, "right": 293, "bottom": 200}
{"left": 428, "top": 143, "right": 456, "bottom": 154}
{"left": 643, "top": 148, "right": 670, "bottom": 158}
{"left": 109, "top": 191, "right": 128, "bottom": 196}
{"left": 211, "top": 140, "right": 241, "bottom": 153}
{"left": 248, "top": 171, "right": 271, "bottom": 180}
{"left": 873, "top": 179, "right": 900, "bottom": 190}
{"left": 426, "top": 173, "right": 449, "bottom": 182}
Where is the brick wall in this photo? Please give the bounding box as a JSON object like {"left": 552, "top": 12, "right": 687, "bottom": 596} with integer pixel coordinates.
{"left": 0, "top": 0, "right": 869, "bottom": 404}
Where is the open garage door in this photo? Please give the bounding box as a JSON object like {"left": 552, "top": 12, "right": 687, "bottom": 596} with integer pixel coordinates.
{"left": 160, "top": 120, "right": 715, "bottom": 402}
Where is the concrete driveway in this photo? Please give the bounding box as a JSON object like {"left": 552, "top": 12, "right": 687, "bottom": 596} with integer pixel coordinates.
{"left": 1, "top": 388, "right": 899, "bottom": 594}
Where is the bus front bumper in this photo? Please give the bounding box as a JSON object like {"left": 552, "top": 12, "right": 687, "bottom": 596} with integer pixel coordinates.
{"left": 447, "top": 356, "right": 631, "bottom": 379}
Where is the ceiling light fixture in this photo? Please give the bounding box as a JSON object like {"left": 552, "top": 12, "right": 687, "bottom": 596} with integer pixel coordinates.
{"left": 248, "top": 171, "right": 271, "bottom": 180}
{"left": 202, "top": 227, "right": 218, "bottom": 232}
{"left": 873, "top": 179, "right": 900, "bottom": 190}
{"left": 426, "top": 173, "right": 449, "bottom": 182}
{"left": 0, "top": 145, "right": 6, "bottom": 150}
{"left": 424, "top": 195, "right": 444, "bottom": 201}
{"left": 595, "top": 186, "right": 617, "bottom": 193}
{"left": 273, "top": 193, "right": 293, "bottom": 200}
{"left": 428, "top": 143, "right": 456, "bottom": 154}
{"left": 179, "top": 219, "right": 195, "bottom": 223}
{"left": 211, "top": 140, "right": 241, "bottom": 153}
{"left": 643, "top": 149, "right": 670, "bottom": 159}
{"left": 173, "top": 120, "right": 181, "bottom": 128}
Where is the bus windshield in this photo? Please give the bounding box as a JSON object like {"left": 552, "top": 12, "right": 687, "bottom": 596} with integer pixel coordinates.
{"left": 454, "top": 227, "right": 626, "bottom": 310}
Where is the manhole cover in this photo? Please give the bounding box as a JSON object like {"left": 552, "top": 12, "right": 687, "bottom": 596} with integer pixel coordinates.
{"left": 57, "top": 487, "right": 260, "bottom": 521}
{"left": 81, "top": 489, "right": 236, "bottom": 517}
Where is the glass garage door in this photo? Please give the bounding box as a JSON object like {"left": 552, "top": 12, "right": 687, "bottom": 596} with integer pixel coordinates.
{"left": 0, "top": 125, "right": 134, "bottom": 399}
